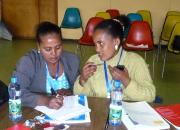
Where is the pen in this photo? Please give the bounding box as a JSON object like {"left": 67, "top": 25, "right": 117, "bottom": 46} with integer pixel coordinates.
{"left": 50, "top": 87, "right": 56, "bottom": 96}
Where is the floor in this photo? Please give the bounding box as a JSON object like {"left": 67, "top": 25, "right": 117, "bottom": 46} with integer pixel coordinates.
{"left": 0, "top": 39, "right": 179, "bottom": 104}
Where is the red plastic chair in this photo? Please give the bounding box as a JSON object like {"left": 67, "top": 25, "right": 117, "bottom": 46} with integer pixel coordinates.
{"left": 123, "top": 21, "right": 155, "bottom": 77}
{"left": 106, "top": 9, "right": 120, "bottom": 18}
{"left": 124, "top": 21, "right": 153, "bottom": 51}
{"left": 79, "top": 17, "right": 104, "bottom": 45}
{"left": 77, "top": 17, "right": 104, "bottom": 57}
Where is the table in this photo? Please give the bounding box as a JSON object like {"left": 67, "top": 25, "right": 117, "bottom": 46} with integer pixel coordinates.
{"left": 0, "top": 97, "right": 176, "bottom": 130}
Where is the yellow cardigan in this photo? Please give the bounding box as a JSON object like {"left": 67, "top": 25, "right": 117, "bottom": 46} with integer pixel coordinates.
{"left": 74, "top": 48, "right": 156, "bottom": 102}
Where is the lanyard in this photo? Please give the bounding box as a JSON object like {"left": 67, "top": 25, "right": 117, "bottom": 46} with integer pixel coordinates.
{"left": 103, "top": 48, "right": 124, "bottom": 95}
{"left": 104, "top": 61, "right": 111, "bottom": 93}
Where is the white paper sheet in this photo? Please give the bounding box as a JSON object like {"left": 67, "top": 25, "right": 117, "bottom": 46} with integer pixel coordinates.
{"left": 35, "top": 95, "right": 91, "bottom": 122}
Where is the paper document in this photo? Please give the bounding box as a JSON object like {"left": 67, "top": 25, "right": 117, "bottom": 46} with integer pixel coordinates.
{"left": 35, "top": 95, "right": 91, "bottom": 122}
{"left": 44, "top": 95, "right": 91, "bottom": 124}
{"left": 122, "top": 101, "right": 170, "bottom": 130}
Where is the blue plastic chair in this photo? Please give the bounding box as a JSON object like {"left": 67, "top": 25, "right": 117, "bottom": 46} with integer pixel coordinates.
{"left": 61, "top": 8, "right": 82, "bottom": 28}
{"left": 127, "top": 13, "right": 143, "bottom": 23}
{"left": 154, "top": 96, "right": 163, "bottom": 104}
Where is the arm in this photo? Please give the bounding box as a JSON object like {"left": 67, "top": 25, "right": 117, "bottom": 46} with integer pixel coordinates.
{"left": 73, "top": 76, "right": 95, "bottom": 96}
{"left": 14, "top": 56, "right": 63, "bottom": 109}
{"left": 123, "top": 54, "right": 156, "bottom": 102}
{"left": 73, "top": 61, "right": 97, "bottom": 96}
{"left": 108, "top": 53, "right": 155, "bottom": 102}
{"left": 13, "top": 56, "right": 39, "bottom": 107}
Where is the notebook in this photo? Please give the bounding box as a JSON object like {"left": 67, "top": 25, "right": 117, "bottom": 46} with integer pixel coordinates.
{"left": 35, "top": 95, "right": 91, "bottom": 123}
{"left": 44, "top": 95, "right": 91, "bottom": 124}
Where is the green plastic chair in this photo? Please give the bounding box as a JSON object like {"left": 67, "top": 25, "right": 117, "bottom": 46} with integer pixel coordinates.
{"left": 137, "top": 10, "right": 152, "bottom": 28}
{"left": 160, "top": 15, "right": 180, "bottom": 41}
{"left": 162, "top": 22, "right": 180, "bottom": 78}
{"left": 61, "top": 8, "right": 82, "bottom": 28}
{"left": 167, "top": 11, "right": 180, "bottom": 16}
{"left": 157, "top": 13, "right": 180, "bottom": 61}
{"left": 168, "top": 22, "right": 180, "bottom": 53}
{"left": 95, "top": 12, "right": 111, "bottom": 19}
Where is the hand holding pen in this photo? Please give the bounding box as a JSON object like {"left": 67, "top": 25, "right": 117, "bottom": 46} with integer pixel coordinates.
{"left": 48, "top": 88, "right": 64, "bottom": 109}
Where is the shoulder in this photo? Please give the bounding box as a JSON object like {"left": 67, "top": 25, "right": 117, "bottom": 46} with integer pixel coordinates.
{"left": 61, "top": 51, "right": 80, "bottom": 62}
{"left": 88, "top": 54, "right": 101, "bottom": 63}
{"left": 61, "top": 51, "right": 80, "bottom": 69}
{"left": 18, "top": 49, "right": 39, "bottom": 65}
{"left": 125, "top": 51, "right": 145, "bottom": 63}
{"left": 16, "top": 49, "right": 44, "bottom": 71}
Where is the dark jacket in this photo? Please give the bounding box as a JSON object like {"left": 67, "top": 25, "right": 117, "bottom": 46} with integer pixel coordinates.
{"left": 13, "top": 49, "right": 80, "bottom": 108}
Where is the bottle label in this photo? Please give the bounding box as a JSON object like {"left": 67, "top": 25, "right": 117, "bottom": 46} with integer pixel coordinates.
{"left": 9, "top": 99, "right": 22, "bottom": 120}
{"left": 109, "top": 104, "right": 122, "bottom": 126}
{"left": 16, "top": 91, "right": 21, "bottom": 97}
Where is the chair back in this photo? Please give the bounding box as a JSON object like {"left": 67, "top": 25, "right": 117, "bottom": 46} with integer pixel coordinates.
{"left": 95, "top": 12, "right": 111, "bottom": 19}
{"left": 167, "top": 11, "right": 180, "bottom": 16}
{"left": 79, "top": 17, "right": 104, "bottom": 45}
{"left": 61, "top": 8, "right": 82, "bottom": 28}
{"left": 161, "top": 15, "right": 180, "bottom": 41}
{"left": 124, "top": 21, "right": 153, "bottom": 51}
{"left": 137, "top": 10, "right": 152, "bottom": 28}
{"left": 106, "top": 9, "right": 120, "bottom": 18}
{"left": 168, "top": 22, "right": 180, "bottom": 53}
{"left": 127, "top": 13, "right": 143, "bottom": 23}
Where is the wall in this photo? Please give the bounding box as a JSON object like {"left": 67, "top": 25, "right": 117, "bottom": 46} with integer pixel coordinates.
{"left": 58, "top": 0, "right": 180, "bottom": 44}
{"left": 2, "top": 0, "right": 57, "bottom": 38}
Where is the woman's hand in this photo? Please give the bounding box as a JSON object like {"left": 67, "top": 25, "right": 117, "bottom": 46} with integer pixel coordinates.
{"left": 48, "top": 95, "right": 64, "bottom": 109}
{"left": 57, "top": 89, "right": 72, "bottom": 96}
{"left": 108, "top": 65, "right": 131, "bottom": 88}
{"left": 38, "top": 95, "right": 64, "bottom": 109}
{"left": 79, "top": 62, "right": 97, "bottom": 86}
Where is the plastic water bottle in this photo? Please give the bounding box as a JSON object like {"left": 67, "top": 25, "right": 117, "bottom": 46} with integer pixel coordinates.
{"left": 8, "top": 77, "right": 22, "bottom": 122}
{"left": 109, "top": 80, "right": 123, "bottom": 126}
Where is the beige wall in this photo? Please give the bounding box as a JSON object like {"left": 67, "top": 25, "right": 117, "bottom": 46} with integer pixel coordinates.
{"left": 58, "top": 0, "right": 180, "bottom": 44}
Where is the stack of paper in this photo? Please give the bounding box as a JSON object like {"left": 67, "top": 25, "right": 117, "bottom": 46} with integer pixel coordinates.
{"left": 122, "top": 101, "right": 170, "bottom": 130}
{"left": 35, "top": 95, "right": 91, "bottom": 123}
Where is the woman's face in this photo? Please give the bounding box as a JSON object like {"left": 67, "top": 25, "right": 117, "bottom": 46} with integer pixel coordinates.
{"left": 38, "top": 33, "right": 62, "bottom": 64}
{"left": 93, "top": 29, "right": 120, "bottom": 61}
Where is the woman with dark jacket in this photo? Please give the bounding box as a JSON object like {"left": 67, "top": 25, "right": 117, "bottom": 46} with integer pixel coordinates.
{"left": 13, "top": 22, "right": 80, "bottom": 109}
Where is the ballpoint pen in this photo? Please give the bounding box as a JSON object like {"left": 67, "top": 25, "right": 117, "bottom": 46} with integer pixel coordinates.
{"left": 51, "top": 87, "right": 56, "bottom": 96}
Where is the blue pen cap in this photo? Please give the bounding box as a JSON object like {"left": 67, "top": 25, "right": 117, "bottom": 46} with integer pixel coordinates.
{"left": 114, "top": 80, "right": 121, "bottom": 88}
{"left": 11, "top": 77, "right": 17, "bottom": 84}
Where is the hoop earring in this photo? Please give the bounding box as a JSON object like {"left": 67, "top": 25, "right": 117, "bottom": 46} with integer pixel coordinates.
{"left": 115, "top": 45, "right": 118, "bottom": 51}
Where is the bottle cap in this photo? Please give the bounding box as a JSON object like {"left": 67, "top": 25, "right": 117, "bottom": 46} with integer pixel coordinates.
{"left": 11, "top": 77, "right": 17, "bottom": 84}
{"left": 114, "top": 80, "right": 121, "bottom": 88}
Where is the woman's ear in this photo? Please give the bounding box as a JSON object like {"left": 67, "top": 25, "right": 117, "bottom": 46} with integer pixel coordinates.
{"left": 113, "top": 37, "right": 121, "bottom": 47}
{"left": 37, "top": 43, "right": 40, "bottom": 53}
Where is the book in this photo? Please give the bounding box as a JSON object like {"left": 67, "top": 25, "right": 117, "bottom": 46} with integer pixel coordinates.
{"left": 44, "top": 95, "right": 91, "bottom": 124}
{"left": 155, "top": 104, "right": 180, "bottom": 129}
{"left": 122, "top": 101, "right": 170, "bottom": 130}
{"left": 35, "top": 95, "right": 91, "bottom": 124}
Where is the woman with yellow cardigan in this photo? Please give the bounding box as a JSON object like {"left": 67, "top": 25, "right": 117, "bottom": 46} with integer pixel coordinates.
{"left": 74, "top": 16, "right": 155, "bottom": 102}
